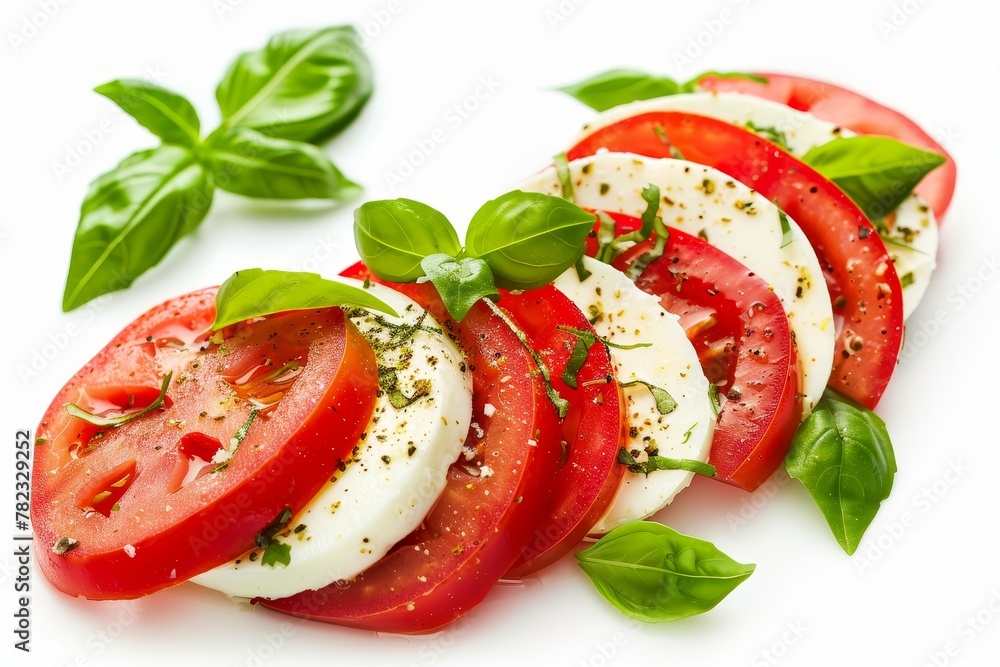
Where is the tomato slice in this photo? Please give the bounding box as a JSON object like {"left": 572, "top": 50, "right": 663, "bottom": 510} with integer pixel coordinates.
{"left": 697, "top": 72, "right": 956, "bottom": 220}
{"left": 261, "top": 268, "right": 561, "bottom": 633}
{"left": 568, "top": 112, "right": 904, "bottom": 409}
{"left": 587, "top": 213, "right": 800, "bottom": 491}
{"left": 500, "top": 285, "right": 625, "bottom": 577}
{"left": 32, "top": 288, "right": 378, "bottom": 599}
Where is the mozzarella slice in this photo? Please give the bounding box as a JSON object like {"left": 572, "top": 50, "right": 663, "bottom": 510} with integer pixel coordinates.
{"left": 554, "top": 258, "right": 715, "bottom": 534}
{"left": 192, "top": 281, "right": 472, "bottom": 599}
{"left": 520, "top": 152, "right": 835, "bottom": 416}
{"left": 576, "top": 91, "right": 938, "bottom": 319}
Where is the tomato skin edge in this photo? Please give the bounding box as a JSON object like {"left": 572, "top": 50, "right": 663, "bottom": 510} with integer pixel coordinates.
{"left": 32, "top": 290, "right": 379, "bottom": 600}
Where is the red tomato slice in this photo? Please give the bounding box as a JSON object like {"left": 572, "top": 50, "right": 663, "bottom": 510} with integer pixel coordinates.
{"left": 261, "top": 268, "right": 561, "bottom": 633}
{"left": 697, "top": 72, "right": 956, "bottom": 220}
{"left": 588, "top": 214, "right": 800, "bottom": 491}
{"left": 500, "top": 285, "right": 625, "bottom": 577}
{"left": 568, "top": 112, "right": 904, "bottom": 409}
{"left": 32, "top": 288, "right": 378, "bottom": 600}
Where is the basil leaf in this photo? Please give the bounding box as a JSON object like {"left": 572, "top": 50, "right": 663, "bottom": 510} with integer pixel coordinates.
{"left": 553, "top": 152, "right": 574, "bottom": 202}
{"left": 801, "top": 136, "right": 946, "bottom": 219}
{"left": 419, "top": 254, "right": 498, "bottom": 323}
{"left": 203, "top": 127, "right": 359, "bottom": 200}
{"left": 216, "top": 26, "right": 373, "bottom": 143}
{"left": 576, "top": 521, "right": 755, "bottom": 622}
{"left": 465, "top": 191, "right": 595, "bottom": 290}
{"left": 355, "top": 199, "right": 462, "bottom": 282}
{"left": 784, "top": 388, "right": 897, "bottom": 555}
{"left": 558, "top": 69, "right": 765, "bottom": 111}
{"left": 777, "top": 207, "right": 794, "bottom": 249}
{"left": 94, "top": 79, "right": 201, "bottom": 147}
{"left": 261, "top": 542, "right": 291, "bottom": 568}
{"left": 255, "top": 507, "right": 293, "bottom": 549}
{"left": 62, "top": 146, "right": 214, "bottom": 311}
{"left": 65, "top": 372, "right": 172, "bottom": 427}
{"left": 620, "top": 378, "right": 677, "bottom": 415}
{"left": 558, "top": 69, "right": 683, "bottom": 111}
{"left": 212, "top": 269, "right": 397, "bottom": 330}
{"left": 745, "top": 120, "right": 789, "bottom": 151}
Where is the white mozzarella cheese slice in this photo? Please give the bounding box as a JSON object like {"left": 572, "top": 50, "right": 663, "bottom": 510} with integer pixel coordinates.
{"left": 520, "top": 152, "right": 835, "bottom": 416}
{"left": 554, "top": 257, "right": 715, "bottom": 534}
{"left": 192, "top": 281, "right": 472, "bottom": 599}
{"left": 576, "top": 91, "right": 938, "bottom": 318}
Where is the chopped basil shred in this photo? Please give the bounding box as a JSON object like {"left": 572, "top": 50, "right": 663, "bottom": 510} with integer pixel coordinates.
{"left": 745, "top": 121, "right": 790, "bottom": 151}
{"left": 261, "top": 541, "right": 292, "bottom": 568}
{"left": 620, "top": 377, "right": 678, "bottom": 415}
{"left": 255, "top": 507, "right": 293, "bottom": 549}
{"left": 65, "top": 372, "right": 173, "bottom": 427}
{"left": 557, "top": 325, "right": 652, "bottom": 351}
{"left": 777, "top": 207, "right": 794, "bottom": 249}
{"left": 618, "top": 448, "right": 716, "bottom": 477}
{"left": 553, "top": 151, "right": 574, "bottom": 203}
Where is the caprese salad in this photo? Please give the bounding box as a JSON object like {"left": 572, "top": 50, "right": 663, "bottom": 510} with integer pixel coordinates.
{"left": 31, "top": 71, "right": 952, "bottom": 633}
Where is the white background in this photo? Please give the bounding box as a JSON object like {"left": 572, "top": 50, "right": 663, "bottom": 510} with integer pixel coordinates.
{"left": 3, "top": 1, "right": 999, "bottom": 666}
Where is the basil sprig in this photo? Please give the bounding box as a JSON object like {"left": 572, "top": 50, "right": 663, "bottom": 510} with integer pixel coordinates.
{"left": 802, "top": 135, "right": 946, "bottom": 220}
{"left": 62, "top": 26, "right": 372, "bottom": 312}
{"left": 576, "top": 521, "right": 755, "bottom": 622}
{"left": 211, "top": 268, "right": 397, "bottom": 331}
{"left": 355, "top": 192, "right": 595, "bottom": 322}
{"left": 558, "top": 69, "right": 766, "bottom": 111}
{"left": 784, "top": 389, "right": 897, "bottom": 555}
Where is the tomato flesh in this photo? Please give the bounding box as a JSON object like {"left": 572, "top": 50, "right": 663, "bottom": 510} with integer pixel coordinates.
{"left": 589, "top": 214, "right": 800, "bottom": 490}
{"left": 500, "top": 285, "right": 625, "bottom": 577}
{"left": 32, "top": 288, "right": 378, "bottom": 599}
{"left": 568, "top": 112, "right": 904, "bottom": 409}
{"left": 262, "top": 268, "right": 561, "bottom": 633}
{"left": 697, "top": 72, "right": 956, "bottom": 220}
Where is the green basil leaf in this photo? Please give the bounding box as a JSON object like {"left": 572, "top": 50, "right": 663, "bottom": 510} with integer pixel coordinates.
{"left": 784, "top": 388, "right": 897, "bottom": 555}
{"left": 553, "top": 151, "right": 574, "bottom": 202}
{"left": 558, "top": 69, "right": 765, "bottom": 111}
{"left": 576, "top": 521, "right": 755, "bottom": 622}
{"left": 212, "top": 268, "right": 397, "bottom": 330}
{"left": 261, "top": 541, "right": 291, "bottom": 568}
{"left": 620, "top": 378, "right": 677, "bottom": 415}
{"left": 62, "top": 146, "right": 214, "bottom": 311}
{"left": 94, "top": 79, "right": 201, "bottom": 147}
{"left": 216, "top": 26, "right": 372, "bottom": 143}
{"left": 203, "top": 127, "right": 359, "bottom": 200}
{"left": 419, "top": 254, "right": 498, "bottom": 322}
{"left": 355, "top": 199, "right": 462, "bottom": 282}
{"left": 777, "top": 207, "right": 794, "bottom": 249}
{"left": 745, "top": 120, "right": 789, "bottom": 151}
{"left": 801, "top": 136, "right": 946, "bottom": 219}
{"left": 465, "top": 191, "right": 595, "bottom": 290}
{"left": 558, "top": 69, "right": 682, "bottom": 111}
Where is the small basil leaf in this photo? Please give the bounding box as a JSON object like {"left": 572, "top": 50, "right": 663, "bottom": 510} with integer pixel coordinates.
{"left": 617, "top": 448, "right": 716, "bottom": 478}
{"left": 784, "top": 388, "right": 897, "bottom": 555}
{"left": 777, "top": 207, "right": 794, "bottom": 249}
{"left": 261, "top": 541, "right": 291, "bottom": 568}
{"left": 745, "top": 120, "right": 789, "bottom": 151}
{"left": 620, "top": 378, "right": 677, "bottom": 415}
{"left": 553, "top": 152, "right": 574, "bottom": 202}
{"left": 216, "top": 26, "right": 373, "bottom": 143}
{"left": 688, "top": 70, "right": 768, "bottom": 89}
{"left": 62, "top": 146, "right": 214, "bottom": 311}
{"left": 419, "top": 254, "right": 498, "bottom": 323}
{"left": 576, "top": 521, "right": 755, "bottom": 622}
{"left": 465, "top": 191, "right": 595, "bottom": 290}
{"left": 355, "top": 199, "right": 462, "bottom": 282}
{"left": 801, "top": 136, "right": 946, "bottom": 219}
{"left": 558, "top": 69, "right": 682, "bottom": 111}
{"left": 94, "top": 79, "right": 200, "bottom": 147}
{"left": 212, "top": 269, "right": 397, "bottom": 330}
{"left": 203, "top": 127, "right": 359, "bottom": 200}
